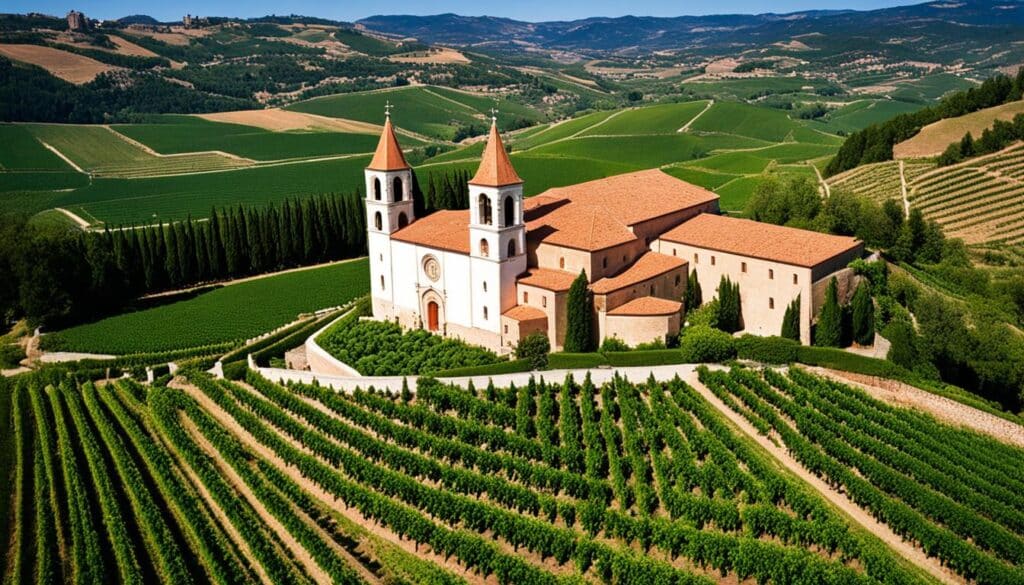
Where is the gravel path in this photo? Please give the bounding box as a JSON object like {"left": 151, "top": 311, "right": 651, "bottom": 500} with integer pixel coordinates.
{"left": 685, "top": 371, "right": 964, "bottom": 585}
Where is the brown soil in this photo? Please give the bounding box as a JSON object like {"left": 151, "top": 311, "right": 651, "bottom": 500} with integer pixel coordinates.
{"left": 195, "top": 109, "right": 380, "bottom": 134}
{"left": 0, "top": 44, "right": 117, "bottom": 84}
{"left": 389, "top": 47, "right": 470, "bottom": 64}
{"left": 895, "top": 100, "right": 1024, "bottom": 158}
{"left": 685, "top": 372, "right": 964, "bottom": 585}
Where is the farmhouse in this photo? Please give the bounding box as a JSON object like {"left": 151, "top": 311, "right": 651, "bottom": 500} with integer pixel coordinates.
{"left": 366, "top": 115, "right": 863, "bottom": 351}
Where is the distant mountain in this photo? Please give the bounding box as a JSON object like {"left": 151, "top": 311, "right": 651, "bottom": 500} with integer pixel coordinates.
{"left": 358, "top": 0, "right": 1024, "bottom": 53}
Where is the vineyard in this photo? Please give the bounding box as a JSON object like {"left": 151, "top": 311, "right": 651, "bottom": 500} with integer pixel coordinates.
{"left": 827, "top": 161, "right": 934, "bottom": 203}
{"left": 0, "top": 367, "right": 934, "bottom": 584}
{"left": 698, "top": 366, "right": 1024, "bottom": 585}
{"left": 909, "top": 143, "right": 1024, "bottom": 244}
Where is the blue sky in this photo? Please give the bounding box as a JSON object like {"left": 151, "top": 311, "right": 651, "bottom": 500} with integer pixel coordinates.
{"left": 13, "top": 0, "right": 922, "bottom": 23}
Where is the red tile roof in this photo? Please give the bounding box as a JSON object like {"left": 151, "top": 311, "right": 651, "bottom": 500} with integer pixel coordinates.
{"left": 502, "top": 305, "right": 547, "bottom": 322}
{"left": 660, "top": 214, "right": 863, "bottom": 268}
{"left": 391, "top": 210, "right": 471, "bottom": 254}
{"left": 607, "top": 296, "right": 682, "bottom": 316}
{"left": 367, "top": 116, "right": 409, "bottom": 171}
{"left": 524, "top": 169, "right": 718, "bottom": 252}
{"left": 470, "top": 122, "right": 522, "bottom": 187}
{"left": 591, "top": 252, "right": 686, "bottom": 294}
{"left": 517, "top": 268, "right": 577, "bottom": 292}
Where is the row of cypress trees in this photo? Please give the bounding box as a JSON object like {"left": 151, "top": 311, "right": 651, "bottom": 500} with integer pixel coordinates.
{"left": 814, "top": 278, "right": 875, "bottom": 347}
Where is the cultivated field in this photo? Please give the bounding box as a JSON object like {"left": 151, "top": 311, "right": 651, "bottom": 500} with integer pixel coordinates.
{"left": 909, "top": 143, "right": 1024, "bottom": 244}
{"left": 699, "top": 366, "right": 1024, "bottom": 585}
{"left": 895, "top": 99, "right": 1024, "bottom": 158}
{"left": 827, "top": 160, "right": 935, "bottom": 203}
{"left": 196, "top": 109, "right": 383, "bottom": 133}
{"left": 41, "top": 260, "right": 369, "bottom": 354}
{"left": 0, "top": 368, "right": 933, "bottom": 584}
{"left": 0, "top": 44, "right": 116, "bottom": 84}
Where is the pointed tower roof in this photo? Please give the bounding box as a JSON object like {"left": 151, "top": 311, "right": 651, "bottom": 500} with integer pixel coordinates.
{"left": 470, "top": 120, "right": 522, "bottom": 187}
{"left": 367, "top": 115, "right": 409, "bottom": 171}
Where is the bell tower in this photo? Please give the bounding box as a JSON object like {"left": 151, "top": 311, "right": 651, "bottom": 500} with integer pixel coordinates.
{"left": 468, "top": 113, "right": 527, "bottom": 333}
{"left": 366, "top": 105, "right": 413, "bottom": 319}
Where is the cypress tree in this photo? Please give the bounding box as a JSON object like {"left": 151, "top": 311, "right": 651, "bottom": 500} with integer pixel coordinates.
{"left": 716, "top": 276, "right": 742, "bottom": 333}
{"left": 684, "top": 268, "right": 702, "bottom": 312}
{"left": 177, "top": 220, "right": 194, "bottom": 284}
{"left": 781, "top": 296, "right": 801, "bottom": 342}
{"left": 564, "top": 270, "right": 594, "bottom": 353}
{"left": 815, "top": 277, "right": 844, "bottom": 347}
{"left": 851, "top": 281, "right": 875, "bottom": 346}
{"left": 163, "top": 223, "right": 181, "bottom": 288}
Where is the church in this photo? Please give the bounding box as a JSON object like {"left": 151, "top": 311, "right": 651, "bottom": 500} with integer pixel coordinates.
{"left": 365, "top": 114, "right": 864, "bottom": 353}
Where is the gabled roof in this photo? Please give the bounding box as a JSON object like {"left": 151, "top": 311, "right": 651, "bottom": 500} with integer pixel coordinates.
{"left": 470, "top": 121, "right": 522, "bottom": 187}
{"left": 659, "top": 214, "right": 863, "bottom": 268}
{"left": 517, "top": 268, "right": 577, "bottom": 292}
{"left": 502, "top": 305, "right": 547, "bottom": 322}
{"left": 591, "top": 252, "right": 686, "bottom": 294}
{"left": 367, "top": 116, "right": 409, "bottom": 171}
{"left": 607, "top": 297, "right": 682, "bottom": 316}
{"left": 391, "top": 210, "right": 470, "bottom": 254}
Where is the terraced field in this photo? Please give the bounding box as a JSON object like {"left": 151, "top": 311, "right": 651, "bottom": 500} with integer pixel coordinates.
{"left": 1, "top": 368, "right": 932, "bottom": 584}
{"left": 699, "top": 366, "right": 1024, "bottom": 585}
{"left": 909, "top": 143, "right": 1024, "bottom": 244}
{"left": 827, "top": 161, "right": 935, "bottom": 203}
{"left": 25, "top": 124, "right": 251, "bottom": 178}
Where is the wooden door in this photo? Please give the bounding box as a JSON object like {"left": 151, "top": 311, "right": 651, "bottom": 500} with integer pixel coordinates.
{"left": 427, "top": 301, "right": 439, "bottom": 331}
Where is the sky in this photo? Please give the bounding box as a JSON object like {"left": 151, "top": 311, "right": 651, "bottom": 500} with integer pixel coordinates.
{"left": 12, "top": 0, "right": 923, "bottom": 23}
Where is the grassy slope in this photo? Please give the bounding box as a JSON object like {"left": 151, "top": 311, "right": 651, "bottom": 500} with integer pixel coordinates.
{"left": 43, "top": 259, "right": 370, "bottom": 354}
{"left": 894, "top": 99, "right": 1024, "bottom": 158}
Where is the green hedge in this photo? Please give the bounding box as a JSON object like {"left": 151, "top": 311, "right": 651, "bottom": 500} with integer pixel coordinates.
{"left": 795, "top": 346, "right": 905, "bottom": 378}
{"left": 604, "top": 349, "right": 687, "bottom": 367}
{"left": 220, "top": 317, "right": 315, "bottom": 364}
{"left": 547, "top": 352, "right": 609, "bottom": 369}
{"left": 432, "top": 359, "right": 532, "bottom": 378}
{"left": 736, "top": 335, "right": 799, "bottom": 364}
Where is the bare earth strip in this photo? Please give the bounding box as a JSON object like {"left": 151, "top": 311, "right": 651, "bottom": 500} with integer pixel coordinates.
{"left": 177, "top": 379, "right": 494, "bottom": 585}
{"left": 390, "top": 47, "right": 470, "bottom": 64}
{"left": 38, "top": 141, "right": 86, "bottom": 173}
{"left": 196, "top": 109, "right": 381, "bottom": 134}
{"left": 811, "top": 368, "right": 1024, "bottom": 449}
{"left": 0, "top": 44, "right": 118, "bottom": 84}
{"left": 686, "top": 371, "right": 964, "bottom": 585}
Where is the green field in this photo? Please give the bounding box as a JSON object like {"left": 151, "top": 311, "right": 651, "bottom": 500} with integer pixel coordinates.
{"left": 0, "top": 125, "right": 74, "bottom": 171}
{"left": 687, "top": 101, "right": 800, "bottom": 142}
{"left": 25, "top": 125, "right": 249, "bottom": 178}
{"left": 287, "top": 85, "right": 543, "bottom": 140}
{"left": 813, "top": 100, "right": 925, "bottom": 134}
{"left": 578, "top": 100, "right": 709, "bottom": 135}
{"left": 41, "top": 259, "right": 369, "bottom": 354}
{"left": 112, "top": 115, "right": 384, "bottom": 161}
{"left": 510, "top": 110, "right": 618, "bottom": 149}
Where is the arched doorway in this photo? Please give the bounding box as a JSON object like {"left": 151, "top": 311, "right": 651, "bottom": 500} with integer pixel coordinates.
{"left": 427, "top": 301, "right": 439, "bottom": 331}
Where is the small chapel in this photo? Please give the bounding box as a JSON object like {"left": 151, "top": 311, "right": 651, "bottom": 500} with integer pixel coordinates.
{"left": 365, "top": 113, "right": 864, "bottom": 352}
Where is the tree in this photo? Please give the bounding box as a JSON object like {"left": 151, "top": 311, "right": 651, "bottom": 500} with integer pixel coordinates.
{"left": 716, "top": 276, "right": 742, "bottom": 333}
{"left": 781, "top": 296, "right": 801, "bottom": 342}
{"left": 815, "top": 277, "right": 844, "bottom": 347}
{"left": 400, "top": 378, "right": 412, "bottom": 403}
{"left": 684, "top": 269, "right": 702, "bottom": 312}
{"left": 564, "top": 271, "right": 593, "bottom": 352}
{"left": 851, "top": 282, "right": 875, "bottom": 346}
{"left": 515, "top": 333, "right": 550, "bottom": 370}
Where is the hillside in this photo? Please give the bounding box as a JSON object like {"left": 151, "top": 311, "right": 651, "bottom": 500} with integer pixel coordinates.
{"left": 895, "top": 100, "right": 1024, "bottom": 158}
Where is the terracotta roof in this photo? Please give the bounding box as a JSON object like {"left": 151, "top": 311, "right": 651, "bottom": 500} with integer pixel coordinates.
{"left": 517, "top": 268, "right": 577, "bottom": 292}
{"left": 607, "top": 296, "right": 682, "bottom": 316}
{"left": 660, "top": 214, "right": 863, "bottom": 268}
{"left": 470, "top": 122, "right": 522, "bottom": 187}
{"left": 524, "top": 169, "right": 718, "bottom": 252}
{"left": 502, "top": 305, "right": 548, "bottom": 322}
{"left": 391, "top": 210, "right": 470, "bottom": 254}
{"left": 591, "top": 252, "right": 686, "bottom": 294}
{"left": 367, "top": 116, "right": 409, "bottom": 171}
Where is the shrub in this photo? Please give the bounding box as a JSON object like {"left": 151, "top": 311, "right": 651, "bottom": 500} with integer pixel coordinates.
{"left": 795, "top": 345, "right": 905, "bottom": 378}
{"left": 547, "top": 353, "right": 608, "bottom": 369}
{"left": 0, "top": 343, "right": 26, "bottom": 368}
{"left": 735, "top": 335, "right": 799, "bottom": 364}
{"left": 851, "top": 282, "right": 875, "bottom": 345}
{"left": 687, "top": 299, "right": 719, "bottom": 329}
{"left": 604, "top": 349, "right": 687, "bottom": 367}
{"left": 515, "top": 333, "right": 550, "bottom": 370}
{"left": 679, "top": 326, "right": 736, "bottom": 363}
{"left": 634, "top": 338, "right": 667, "bottom": 350}
{"left": 883, "top": 321, "right": 926, "bottom": 372}
{"left": 222, "top": 360, "right": 247, "bottom": 380}
{"left": 600, "top": 336, "right": 630, "bottom": 352}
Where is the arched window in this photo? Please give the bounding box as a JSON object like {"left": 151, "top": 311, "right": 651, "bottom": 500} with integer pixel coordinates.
{"left": 483, "top": 306, "right": 489, "bottom": 320}
{"left": 479, "top": 238, "right": 489, "bottom": 257}
{"left": 397, "top": 212, "right": 408, "bottom": 229}
{"left": 507, "top": 240, "right": 516, "bottom": 257}
{"left": 374, "top": 211, "right": 382, "bottom": 231}
{"left": 503, "top": 195, "right": 515, "bottom": 227}
{"left": 478, "top": 193, "right": 492, "bottom": 225}
{"left": 393, "top": 177, "right": 404, "bottom": 202}
{"left": 373, "top": 177, "right": 382, "bottom": 201}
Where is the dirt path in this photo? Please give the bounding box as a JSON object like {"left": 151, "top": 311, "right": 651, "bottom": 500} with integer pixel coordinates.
{"left": 105, "top": 127, "right": 255, "bottom": 164}
{"left": 38, "top": 140, "right": 86, "bottom": 173}
{"left": 53, "top": 208, "right": 91, "bottom": 229}
{"left": 685, "top": 372, "right": 964, "bottom": 585}
{"left": 678, "top": 99, "right": 714, "bottom": 133}
{"left": 811, "top": 368, "right": 1024, "bottom": 449}
{"left": 178, "top": 380, "right": 488, "bottom": 584}
{"left": 812, "top": 162, "right": 831, "bottom": 198}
